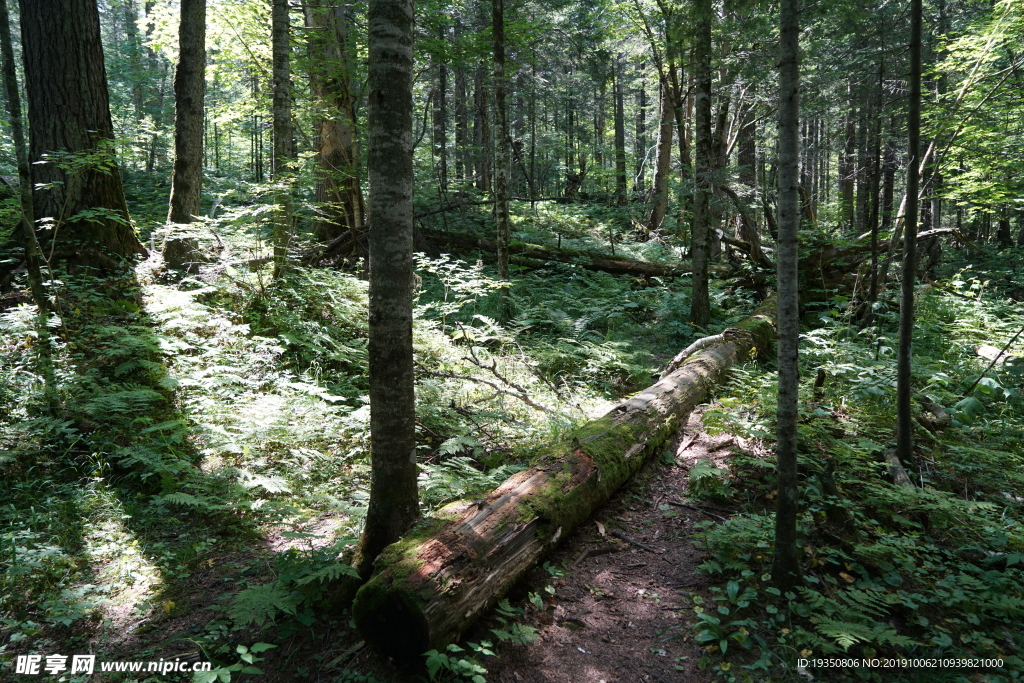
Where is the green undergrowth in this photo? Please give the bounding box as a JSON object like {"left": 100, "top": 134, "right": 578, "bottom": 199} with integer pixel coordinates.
{"left": 0, "top": 197, "right": 749, "bottom": 680}
{"left": 672, "top": 277, "right": 1024, "bottom": 682}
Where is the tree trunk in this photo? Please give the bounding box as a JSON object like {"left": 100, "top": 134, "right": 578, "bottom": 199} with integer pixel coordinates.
{"left": 646, "top": 81, "right": 674, "bottom": 233}
{"left": 613, "top": 59, "right": 628, "bottom": 206}
{"left": 271, "top": 0, "right": 293, "bottom": 278}
{"left": 772, "top": 0, "right": 802, "bottom": 592}
{"left": 492, "top": 0, "right": 510, "bottom": 316}
{"left": 21, "top": 0, "right": 145, "bottom": 266}
{"left": 433, "top": 22, "right": 448, "bottom": 192}
{"left": 304, "top": 0, "right": 365, "bottom": 243}
{"left": 164, "top": 0, "right": 206, "bottom": 270}
{"left": 689, "top": 0, "right": 713, "bottom": 328}
{"left": 352, "top": 300, "right": 777, "bottom": 659}
{"left": 0, "top": 0, "right": 45, "bottom": 309}
{"left": 354, "top": 0, "right": 418, "bottom": 580}
{"left": 896, "top": 0, "right": 922, "bottom": 464}
{"left": 473, "top": 68, "right": 490, "bottom": 192}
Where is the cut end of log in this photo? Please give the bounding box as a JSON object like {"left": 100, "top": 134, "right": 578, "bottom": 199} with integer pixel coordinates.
{"left": 352, "top": 586, "right": 431, "bottom": 660}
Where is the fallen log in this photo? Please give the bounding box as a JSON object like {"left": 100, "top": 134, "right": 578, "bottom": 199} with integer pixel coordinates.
{"left": 350, "top": 300, "right": 777, "bottom": 659}
{"left": 419, "top": 229, "right": 688, "bottom": 278}
{"left": 302, "top": 224, "right": 690, "bottom": 279}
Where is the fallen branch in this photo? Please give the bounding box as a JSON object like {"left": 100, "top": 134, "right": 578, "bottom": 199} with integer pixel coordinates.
{"left": 667, "top": 500, "right": 727, "bottom": 523}
{"left": 351, "top": 300, "right": 776, "bottom": 658}
{"left": 962, "top": 324, "right": 1024, "bottom": 398}
{"left": 611, "top": 530, "right": 660, "bottom": 554}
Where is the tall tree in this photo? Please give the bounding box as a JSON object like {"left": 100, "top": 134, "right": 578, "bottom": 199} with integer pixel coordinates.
{"left": 355, "top": 0, "right": 418, "bottom": 579}
{"left": 646, "top": 81, "right": 674, "bottom": 233}
{"left": 689, "top": 0, "right": 713, "bottom": 327}
{"left": 895, "top": 0, "right": 922, "bottom": 464}
{"left": 0, "top": 0, "right": 45, "bottom": 310}
{"left": 772, "top": 0, "right": 803, "bottom": 591}
{"left": 304, "top": 0, "right": 365, "bottom": 243}
{"left": 163, "top": 0, "right": 207, "bottom": 270}
{"left": 493, "top": 0, "right": 510, "bottom": 314}
{"left": 271, "top": 0, "right": 293, "bottom": 277}
{"left": 21, "top": 0, "right": 145, "bottom": 266}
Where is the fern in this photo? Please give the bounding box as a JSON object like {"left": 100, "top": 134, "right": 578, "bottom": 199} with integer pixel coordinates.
{"left": 228, "top": 584, "right": 299, "bottom": 627}
{"left": 293, "top": 563, "right": 359, "bottom": 586}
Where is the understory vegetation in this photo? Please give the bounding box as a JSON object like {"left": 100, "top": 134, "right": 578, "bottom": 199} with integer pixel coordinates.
{"left": 2, "top": 186, "right": 1023, "bottom": 682}
{"left": 679, "top": 248, "right": 1024, "bottom": 682}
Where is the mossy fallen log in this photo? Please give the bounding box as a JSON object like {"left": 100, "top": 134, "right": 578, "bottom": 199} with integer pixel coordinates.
{"left": 350, "top": 300, "right": 777, "bottom": 659}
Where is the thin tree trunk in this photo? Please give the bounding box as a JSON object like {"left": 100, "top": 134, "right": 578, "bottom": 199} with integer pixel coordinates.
{"left": 0, "top": 0, "right": 45, "bottom": 309}
{"left": 772, "top": 0, "right": 802, "bottom": 591}
{"left": 689, "top": 0, "right": 713, "bottom": 328}
{"left": 840, "top": 82, "right": 856, "bottom": 230}
{"left": 164, "top": 0, "right": 206, "bottom": 269}
{"left": 354, "top": 0, "right": 418, "bottom": 580}
{"left": 21, "top": 0, "right": 145, "bottom": 265}
{"left": 613, "top": 58, "right": 628, "bottom": 205}
{"left": 433, "top": 22, "right": 448, "bottom": 192}
{"left": 492, "top": 0, "right": 510, "bottom": 317}
{"left": 896, "top": 0, "right": 922, "bottom": 464}
{"left": 271, "top": 0, "right": 293, "bottom": 277}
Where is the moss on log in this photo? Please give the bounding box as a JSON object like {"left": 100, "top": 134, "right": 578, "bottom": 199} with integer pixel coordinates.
{"left": 351, "top": 301, "right": 776, "bottom": 659}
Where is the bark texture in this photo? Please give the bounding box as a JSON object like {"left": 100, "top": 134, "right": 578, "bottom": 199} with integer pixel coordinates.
{"left": 164, "top": 0, "right": 207, "bottom": 269}
{"left": 21, "top": 0, "right": 145, "bottom": 265}
{"left": 896, "top": 0, "right": 922, "bottom": 463}
{"left": 772, "top": 0, "right": 802, "bottom": 591}
{"left": 351, "top": 302, "right": 777, "bottom": 658}
{"left": 0, "top": 0, "right": 45, "bottom": 308}
{"left": 271, "top": 0, "right": 293, "bottom": 277}
{"left": 355, "top": 0, "right": 419, "bottom": 579}
{"left": 305, "top": 0, "right": 365, "bottom": 242}
{"left": 689, "top": 0, "right": 712, "bottom": 327}
{"left": 492, "top": 0, "right": 510, "bottom": 309}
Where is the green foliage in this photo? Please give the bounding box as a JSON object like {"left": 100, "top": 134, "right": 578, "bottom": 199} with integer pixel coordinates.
{"left": 683, "top": 279, "right": 1024, "bottom": 679}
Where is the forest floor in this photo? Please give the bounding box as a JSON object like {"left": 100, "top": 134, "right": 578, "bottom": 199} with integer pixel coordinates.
{"left": 91, "top": 407, "right": 734, "bottom": 683}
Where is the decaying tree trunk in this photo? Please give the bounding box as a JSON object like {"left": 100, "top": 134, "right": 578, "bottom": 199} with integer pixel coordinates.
{"left": 351, "top": 300, "right": 777, "bottom": 658}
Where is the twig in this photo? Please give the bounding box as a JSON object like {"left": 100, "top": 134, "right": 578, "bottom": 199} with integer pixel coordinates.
{"left": 324, "top": 641, "right": 364, "bottom": 670}
{"left": 961, "top": 323, "right": 1024, "bottom": 398}
{"left": 573, "top": 544, "right": 618, "bottom": 566}
{"left": 667, "top": 500, "right": 727, "bottom": 523}
{"left": 416, "top": 363, "right": 557, "bottom": 415}
{"left": 611, "top": 530, "right": 660, "bottom": 554}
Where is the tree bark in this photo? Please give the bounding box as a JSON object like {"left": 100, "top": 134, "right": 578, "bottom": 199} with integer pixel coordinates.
{"left": 271, "top": 0, "right": 293, "bottom": 278}
{"left": 896, "top": 0, "right": 922, "bottom": 464}
{"left": 433, "top": 22, "right": 448, "bottom": 192}
{"left": 772, "top": 0, "right": 802, "bottom": 591}
{"left": 21, "top": 0, "right": 145, "bottom": 266}
{"left": 354, "top": 0, "right": 419, "bottom": 580}
{"left": 492, "top": 0, "right": 510, "bottom": 316}
{"left": 646, "top": 81, "right": 674, "bottom": 233}
{"left": 689, "top": 0, "right": 712, "bottom": 328}
{"left": 0, "top": 0, "right": 45, "bottom": 309}
{"left": 164, "top": 0, "right": 206, "bottom": 270}
{"left": 613, "top": 58, "right": 628, "bottom": 205}
{"left": 352, "top": 300, "right": 777, "bottom": 658}
{"left": 304, "top": 0, "right": 365, "bottom": 243}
